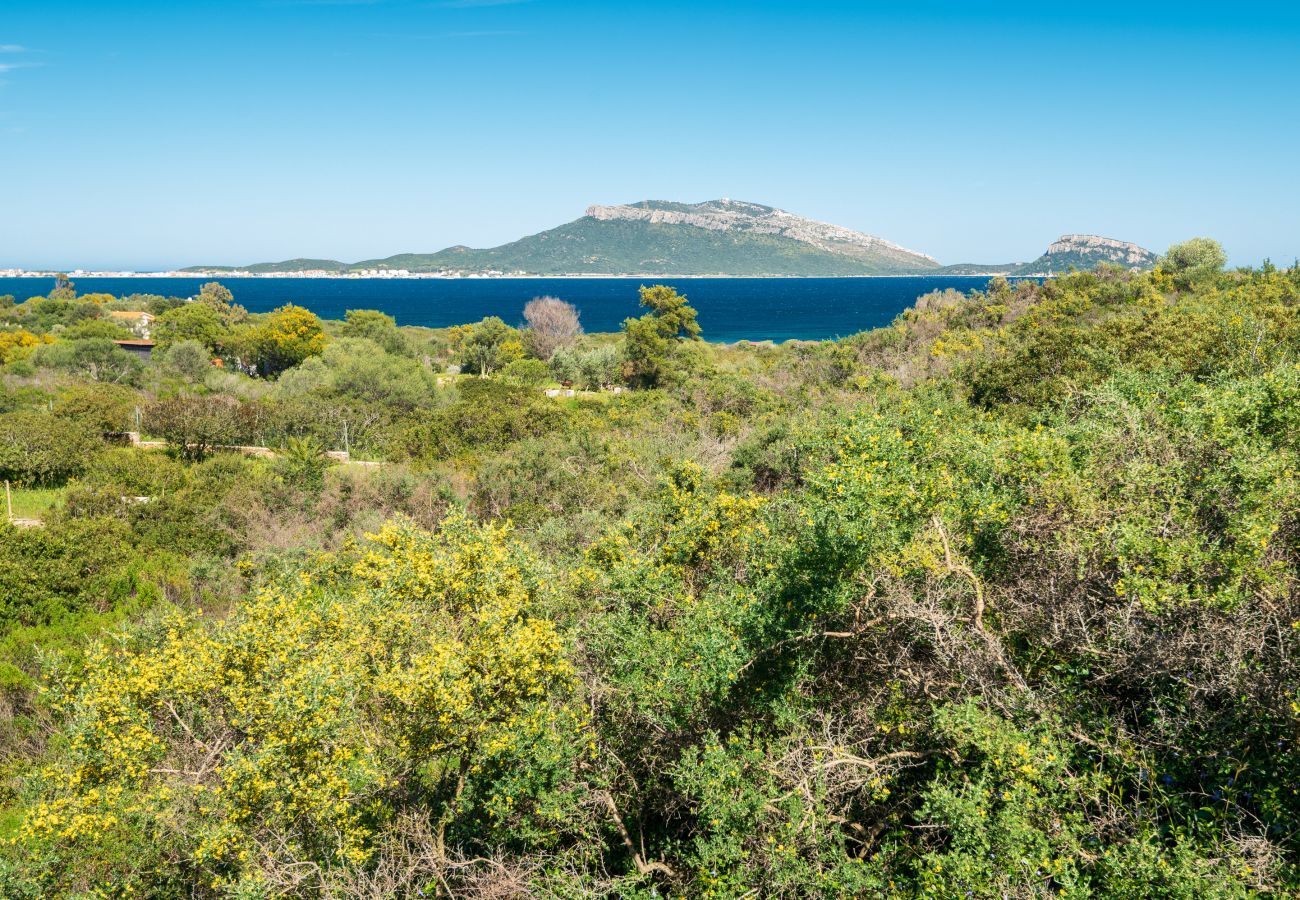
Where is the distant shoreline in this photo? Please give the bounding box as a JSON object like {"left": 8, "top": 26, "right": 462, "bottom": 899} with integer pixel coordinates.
{"left": 1, "top": 270, "right": 1032, "bottom": 280}
{"left": 0, "top": 271, "right": 1033, "bottom": 342}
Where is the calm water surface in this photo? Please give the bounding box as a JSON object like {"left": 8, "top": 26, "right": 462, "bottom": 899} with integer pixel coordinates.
{"left": 0, "top": 276, "right": 1009, "bottom": 342}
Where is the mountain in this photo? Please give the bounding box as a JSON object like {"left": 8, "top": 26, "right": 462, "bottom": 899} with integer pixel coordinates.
{"left": 188, "top": 200, "right": 941, "bottom": 276}
{"left": 936, "top": 235, "right": 1159, "bottom": 276}
{"left": 184, "top": 208, "right": 1158, "bottom": 279}
{"left": 1008, "top": 234, "right": 1159, "bottom": 275}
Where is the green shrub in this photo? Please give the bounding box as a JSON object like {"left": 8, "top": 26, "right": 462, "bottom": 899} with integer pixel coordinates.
{"left": 400, "top": 379, "right": 570, "bottom": 461}
{"left": 143, "top": 394, "right": 253, "bottom": 460}
{"left": 0, "top": 411, "right": 102, "bottom": 485}
{"left": 164, "top": 338, "right": 212, "bottom": 382}
{"left": 53, "top": 382, "right": 140, "bottom": 433}
{"left": 500, "top": 357, "right": 551, "bottom": 386}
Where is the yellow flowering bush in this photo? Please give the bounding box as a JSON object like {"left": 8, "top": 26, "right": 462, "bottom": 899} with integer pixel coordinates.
{"left": 0, "top": 329, "right": 53, "bottom": 363}
{"left": 7, "top": 514, "right": 579, "bottom": 895}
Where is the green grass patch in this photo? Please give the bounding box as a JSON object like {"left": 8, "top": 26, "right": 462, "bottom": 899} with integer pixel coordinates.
{"left": 4, "top": 485, "right": 66, "bottom": 521}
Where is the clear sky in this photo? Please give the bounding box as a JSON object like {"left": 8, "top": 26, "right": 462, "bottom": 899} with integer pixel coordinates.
{"left": 2, "top": 0, "right": 1297, "bottom": 270}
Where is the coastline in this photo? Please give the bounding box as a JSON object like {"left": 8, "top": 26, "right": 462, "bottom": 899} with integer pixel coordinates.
{"left": 1, "top": 270, "right": 1031, "bottom": 280}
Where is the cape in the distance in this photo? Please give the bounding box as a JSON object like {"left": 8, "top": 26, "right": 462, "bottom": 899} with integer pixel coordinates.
{"left": 181, "top": 199, "right": 1159, "bottom": 278}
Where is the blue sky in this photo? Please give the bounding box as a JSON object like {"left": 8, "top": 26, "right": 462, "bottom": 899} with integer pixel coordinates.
{"left": 1, "top": 0, "right": 1297, "bottom": 269}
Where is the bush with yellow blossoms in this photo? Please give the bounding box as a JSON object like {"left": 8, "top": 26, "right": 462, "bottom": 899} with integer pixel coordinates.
{"left": 3, "top": 514, "right": 585, "bottom": 896}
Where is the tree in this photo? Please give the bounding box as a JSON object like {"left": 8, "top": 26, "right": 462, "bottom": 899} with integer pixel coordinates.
{"left": 272, "top": 356, "right": 332, "bottom": 398}
{"left": 34, "top": 338, "right": 141, "bottom": 383}
{"left": 323, "top": 338, "right": 434, "bottom": 410}
{"left": 62, "top": 318, "right": 132, "bottom": 341}
{"left": 341, "top": 308, "right": 408, "bottom": 355}
{"left": 153, "top": 302, "right": 230, "bottom": 353}
{"left": 523, "top": 296, "right": 583, "bottom": 360}
{"left": 197, "top": 281, "right": 235, "bottom": 312}
{"left": 236, "top": 304, "right": 327, "bottom": 377}
{"left": 401, "top": 379, "right": 570, "bottom": 459}
{"left": 164, "top": 339, "right": 212, "bottom": 383}
{"left": 49, "top": 274, "right": 76, "bottom": 301}
{"left": 1161, "top": 237, "right": 1227, "bottom": 282}
{"left": 144, "top": 294, "right": 187, "bottom": 315}
{"left": 459, "top": 316, "right": 523, "bottom": 377}
{"left": 621, "top": 284, "right": 701, "bottom": 387}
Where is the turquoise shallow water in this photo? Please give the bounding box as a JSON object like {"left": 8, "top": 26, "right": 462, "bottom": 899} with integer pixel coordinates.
{"left": 0, "top": 275, "right": 1011, "bottom": 342}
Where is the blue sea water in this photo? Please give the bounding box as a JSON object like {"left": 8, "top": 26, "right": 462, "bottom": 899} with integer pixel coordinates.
{"left": 0, "top": 276, "right": 1008, "bottom": 342}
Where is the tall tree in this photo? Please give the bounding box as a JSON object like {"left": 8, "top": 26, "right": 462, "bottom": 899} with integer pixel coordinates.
{"left": 49, "top": 274, "right": 76, "bottom": 301}
{"left": 198, "top": 281, "right": 235, "bottom": 312}
{"left": 621, "top": 284, "right": 701, "bottom": 387}
{"left": 459, "top": 316, "right": 522, "bottom": 377}
{"left": 153, "top": 303, "right": 230, "bottom": 353}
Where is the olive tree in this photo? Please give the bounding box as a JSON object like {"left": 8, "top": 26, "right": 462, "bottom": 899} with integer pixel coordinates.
{"left": 164, "top": 339, "right": 212, "bottom": 383}
{"left": 1162, "top": 237, "right": 1227, "bottom": 280}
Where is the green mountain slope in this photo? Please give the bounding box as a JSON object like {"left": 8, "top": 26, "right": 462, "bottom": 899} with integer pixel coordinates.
{"left": 183, "top": 209, "right": 1156, "bottom": 279}
{"left": 356, "top": 218, "right": 932, "bottom": 276}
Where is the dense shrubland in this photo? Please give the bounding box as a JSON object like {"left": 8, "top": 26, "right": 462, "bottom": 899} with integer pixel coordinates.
{"left": 2, "top": 247, "right": 1300, "bottom": 896}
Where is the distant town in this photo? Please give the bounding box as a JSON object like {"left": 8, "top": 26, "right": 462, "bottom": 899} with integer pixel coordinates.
{"left": 0, "top": 267, "right": 512, "bottom": 279}
{"left": 0, "top": 267, "right": 1017, "bottom": 280}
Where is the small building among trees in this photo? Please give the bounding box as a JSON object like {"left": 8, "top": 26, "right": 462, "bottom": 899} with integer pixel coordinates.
{"left": 107, "top": 310, "right": 155, "bottom": 338}
{"left": 112, "top": 339, "right": 156, "bottom": 361}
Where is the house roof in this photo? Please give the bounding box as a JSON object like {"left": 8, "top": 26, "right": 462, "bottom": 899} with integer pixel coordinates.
{"left": 108, "top": 310, "right": 152, "bottom": 320}
{"left": 113, "top": 339, "right": 156, "bottom": 348}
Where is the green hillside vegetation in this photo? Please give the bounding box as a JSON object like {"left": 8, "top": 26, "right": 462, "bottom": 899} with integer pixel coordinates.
{"left": 4, "top": 242, "right": 1300, "bottom": 896}
{"left": 934, "top": 262, "right": 1019, "bottom": 275}
{"left": 244, "top": 258, "right": 348, "bottom": 274}
{"left": 181, "top": 258, "right": 349, "bottom": 274}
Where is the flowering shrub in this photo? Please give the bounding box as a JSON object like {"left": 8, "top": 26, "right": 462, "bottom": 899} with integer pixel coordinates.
{"left": 4, "top": 515, "right": 581, "bottom": 896}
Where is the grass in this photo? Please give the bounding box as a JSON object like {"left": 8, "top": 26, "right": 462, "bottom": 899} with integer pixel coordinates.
{"left": 4, "top": 485, "right": 66, "bottom": 521}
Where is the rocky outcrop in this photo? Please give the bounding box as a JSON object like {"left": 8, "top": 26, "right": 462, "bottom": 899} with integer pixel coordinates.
{"left": 940, "top": 234, "right": 1160, "bottom": 276}
{"left": 586, "top": 199, "right": 940, "bottom": 269}
{"left": 1046, "top": 234, "right": 1157, "bottom": 267}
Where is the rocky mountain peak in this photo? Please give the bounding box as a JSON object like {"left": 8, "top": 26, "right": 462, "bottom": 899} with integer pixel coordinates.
{"left": 584, "top": 199, "right": 939, "bottom": 267}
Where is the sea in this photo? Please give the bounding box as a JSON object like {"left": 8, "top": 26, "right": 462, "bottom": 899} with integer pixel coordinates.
{"left": 0, "top": 276, "right": 1010, "bottom": 343}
